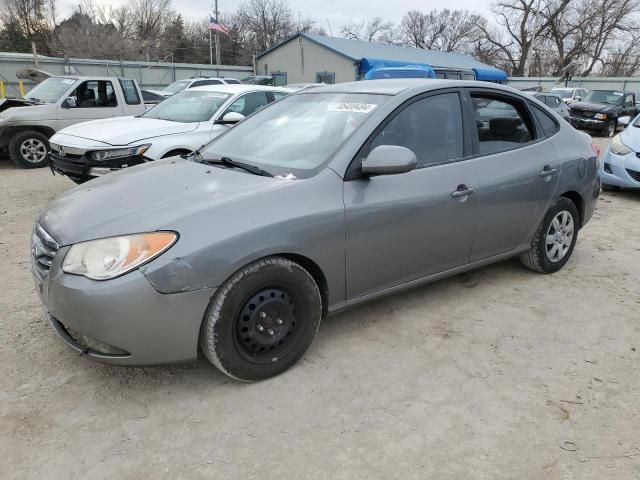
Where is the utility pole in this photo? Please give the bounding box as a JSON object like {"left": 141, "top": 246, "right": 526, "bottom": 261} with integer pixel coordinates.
{"left": 214, "top": 0, "right": 221, "bottom": 75}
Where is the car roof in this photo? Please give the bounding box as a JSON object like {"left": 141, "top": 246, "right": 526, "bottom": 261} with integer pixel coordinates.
{"left": 300, "top": 79, "right": 523, "bottom": 96}
{"left": 187, "top": 84, "right": 291, "bottom": 94}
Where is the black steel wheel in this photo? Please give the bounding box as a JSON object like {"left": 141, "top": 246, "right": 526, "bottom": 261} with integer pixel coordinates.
{"left": 200, "top": 256, "right": 322, "bottom": 382}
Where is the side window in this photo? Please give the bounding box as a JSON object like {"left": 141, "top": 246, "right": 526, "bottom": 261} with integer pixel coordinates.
{"left": 625, "top": 94, "right": 634, "bottom": 107}
{"left": 118, "top": 79, "right": 141, "bottom": 105}
{"left": 369, "top": 93, "right": 464, "bottom": 168}
{"left": 224, "top": 92, "right": 270, "bottom": 117}
{"left": 192, "top": 79, "right": 223, "bottom": 87}
{"left": 272, "top": 91, "right": 288, "bottom": 101}
{"left": 531, "top": 105, "right": 560, "bottom": 137}
{"left": 70, "top": 80, "right": 117, "bottom": 108}
{"left": 471, "top": 95, "right": 535, "bottom": 155}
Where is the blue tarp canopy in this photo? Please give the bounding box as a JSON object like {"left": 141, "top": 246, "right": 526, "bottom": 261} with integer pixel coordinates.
{"left": 472, "top": 67, "right": 508, "bottom": 82}
{"left": 365, "top": 65, "right": 436, "bottom": 80}
{"left": 360, "top": 57, "right": 435, "bottom": 75}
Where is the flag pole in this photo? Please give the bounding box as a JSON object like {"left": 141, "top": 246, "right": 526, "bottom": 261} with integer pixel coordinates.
{"left": 215, "top": 0, "right": 221, "bottom": 76}
{"left": 209, "top": 29, "right": 213, "bottom": 65}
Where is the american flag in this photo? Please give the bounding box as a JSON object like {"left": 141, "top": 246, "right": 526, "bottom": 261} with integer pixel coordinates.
{"left": 208, "top": 17, "right": 230, "bottom": 35}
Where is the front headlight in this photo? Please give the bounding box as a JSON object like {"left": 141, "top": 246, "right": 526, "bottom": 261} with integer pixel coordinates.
{"left": 90, "top": 144, "right": 151, "bottom": 161}
{"left": 610, "top": 133, "right": 633, "bottom": 156}
{"left": 62, "top": 232, "right": 177, "bottom": 280}
{"left": 594, "top": 113, "right": 608, "bottom": 120}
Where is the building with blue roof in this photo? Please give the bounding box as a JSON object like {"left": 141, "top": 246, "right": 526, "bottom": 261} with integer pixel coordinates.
{"left": 256, "top": 33, "right": 507, "bottom": 85}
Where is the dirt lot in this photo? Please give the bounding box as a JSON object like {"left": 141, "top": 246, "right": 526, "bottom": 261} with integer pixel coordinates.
{"left": 2, "top": 137, "right": 640, "bottom": 480}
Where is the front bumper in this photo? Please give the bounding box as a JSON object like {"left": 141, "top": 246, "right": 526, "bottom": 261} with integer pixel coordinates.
{"left": 32, "top": 230, "right": 215, "bottom": 366}
{"left": 49, "top": 151, "right": 146, "bottom": 183}
{"left": 570, "top": 116, "right": 607, "bottom": 131}
{"left": 599, "top": 148, "right": 640, "bottom": 189}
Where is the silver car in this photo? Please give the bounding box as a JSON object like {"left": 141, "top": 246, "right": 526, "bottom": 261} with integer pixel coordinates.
{"left": 32, "top": 80, "right": 600, "bottom": 381}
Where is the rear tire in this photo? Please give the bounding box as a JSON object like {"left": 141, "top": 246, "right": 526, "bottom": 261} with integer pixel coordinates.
{"left": 200, "top": 256, "right": 322, "bottom": 382}
{"left": 9, "top": 130, "right": 50, "bottom": 168}
{"left": 520, "top": 197, "right": 579, "bottom": 274}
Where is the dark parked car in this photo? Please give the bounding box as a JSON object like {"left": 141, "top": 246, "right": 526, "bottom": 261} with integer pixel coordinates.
{"left": 570, "top": 89, "right": 638, "bottom": 137}
{"left": 32, "top": 80, "right": 599, "bottom": 381}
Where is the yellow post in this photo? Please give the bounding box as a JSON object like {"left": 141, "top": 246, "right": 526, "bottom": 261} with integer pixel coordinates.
{"left": 18, "top": 80, "right": 25, "bottom": 97}
{"left": 0, "top": 81, "right": 5, "bottom": 99}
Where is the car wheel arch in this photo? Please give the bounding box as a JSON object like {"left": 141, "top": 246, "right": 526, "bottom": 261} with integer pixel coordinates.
{"left": 559, "top": 191, "right": 584, "bottom": 228}
{"left": 161, "top": 148, "right": 192, "bottom": 159}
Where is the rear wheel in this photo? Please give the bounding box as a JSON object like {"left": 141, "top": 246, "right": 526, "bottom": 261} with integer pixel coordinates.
{"left": 520, "top": 197, "right": 579, "bottom": 274}
{"left": 200, "top": 256, "right": 322, "bottom": 382}
{"left": 9, "top": 130, "right": 50, "bottom": 168}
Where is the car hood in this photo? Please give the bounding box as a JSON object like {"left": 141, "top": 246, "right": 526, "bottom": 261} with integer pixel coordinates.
{"left": 570, "top": 101, "right": 618, "bottom": 113}
{"left": 57, "top": 116, "right": 200, "bottom": 145}
{"left": 39, "top": 158, "right": 290, "bottom": 245}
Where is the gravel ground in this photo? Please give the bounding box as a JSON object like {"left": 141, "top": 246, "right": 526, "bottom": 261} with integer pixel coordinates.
{"left": 2, "top": 137, "right": 640, "bottom": 480}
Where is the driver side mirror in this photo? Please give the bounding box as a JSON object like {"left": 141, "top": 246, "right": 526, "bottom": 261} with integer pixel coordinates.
{"left": 618, "top": 116, "right": 631, "bottom": 127}
{"left": 61, "top": 97, "right": 76, "bottom": 109}
{"left": 574, "top": 96, "right": 581, "bottom": 101}
{"left": 217, "top": 111, "right": 245, "bottom": 124}
{"left": 362, "top": 145, "right": 417, "bottom": 176}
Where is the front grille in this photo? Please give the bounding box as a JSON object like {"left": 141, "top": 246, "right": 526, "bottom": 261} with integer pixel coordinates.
{"left": 31, "top": 223, "right": 59, "bottom": 282}
{"left": 572, "top": 109, "right": 595, "bottom": 119}
{"left": 626, "top": 168, "right": 640, "bottom": 182}
{"left": 49, "top": 152, "right": 87, "bottom": 182}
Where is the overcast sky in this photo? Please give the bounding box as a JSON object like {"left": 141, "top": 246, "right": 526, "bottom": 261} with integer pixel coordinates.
{"left": 57, "top": 0, "right": 492, "bottom": 31}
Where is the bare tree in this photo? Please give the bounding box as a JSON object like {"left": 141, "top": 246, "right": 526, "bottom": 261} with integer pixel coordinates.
{"left": 477, "top": 0, "right": 572, "bottom": 76}
{"left": 236, "top": 0, "right": 296, "bottom": 52}
{"left": 0, "top": 0, "right": 56, "bottom": 53}
{"left": 400, "top": 9, "right": 485, "bottom": 53}
{"left": 340, "top": 17, "right": 396, "bottom": 43}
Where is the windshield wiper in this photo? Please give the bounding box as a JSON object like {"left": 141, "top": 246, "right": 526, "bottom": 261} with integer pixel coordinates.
{"left": 203, "top": 156, "right": 273, "bottom": 177}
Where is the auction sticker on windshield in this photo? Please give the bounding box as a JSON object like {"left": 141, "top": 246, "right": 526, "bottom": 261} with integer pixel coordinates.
{"left": 328, "top": 103, "right": 378, "bottom": 113}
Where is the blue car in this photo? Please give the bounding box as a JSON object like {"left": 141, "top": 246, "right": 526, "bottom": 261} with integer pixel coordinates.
{"left": 600, "top": 114, "right": 640, "bottom": 190}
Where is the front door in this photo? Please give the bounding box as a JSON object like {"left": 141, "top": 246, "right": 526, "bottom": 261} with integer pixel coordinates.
{"left": 344, "top": 91, "right": 479, "bottom": 300}
{"left": 467, "top": 90, "right": 560, "bottom": 261}
{"left": 58, "top": 79, "right": 122, "bottom": 129}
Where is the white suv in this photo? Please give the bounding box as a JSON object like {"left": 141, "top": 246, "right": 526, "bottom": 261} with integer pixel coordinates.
{"left": 147, "top": 77, "right": 243, "bottom": 98}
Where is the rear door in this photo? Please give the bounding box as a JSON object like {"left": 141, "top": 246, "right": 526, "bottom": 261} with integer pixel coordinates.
{"left": 343, "top": 90, "right": 479, "bottom": 299}
{"left": 466, "top": 89, "right": 560, "bottom": 261}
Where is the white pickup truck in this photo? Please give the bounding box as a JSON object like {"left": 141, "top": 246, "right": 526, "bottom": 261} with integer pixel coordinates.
{"left": 0, "top": 76, "right": 146, "bottom": 168}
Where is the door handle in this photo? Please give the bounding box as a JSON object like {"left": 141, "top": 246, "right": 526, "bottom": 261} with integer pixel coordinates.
{"left": 451, "top": 186, "right": 475, "bottom": 198}
{"left": 540, "top": 167, "right": 558, "bottom": 177}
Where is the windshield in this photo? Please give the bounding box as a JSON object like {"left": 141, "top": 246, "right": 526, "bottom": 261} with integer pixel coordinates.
{"left": 163, "top": 80, "right": 191, "bottom": 94}
{"left": 550, "top": 89, "right": 572, "bottom": 99}
{"left": 142, "top": 90, "right": 231, "bottom": 123}
{"left": 202, "top": 92, "right": 389, "bottom": 178}
{"left": 24, "top": 77, "right": 76, "bottom": 103}
{"left": 583, "top": 90, "right": 625, "bottom": 106}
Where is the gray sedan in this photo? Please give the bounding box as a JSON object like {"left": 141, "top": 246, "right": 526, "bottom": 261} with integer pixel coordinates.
{"left": 32, "top": 80, "right": 600, "bottom": 381}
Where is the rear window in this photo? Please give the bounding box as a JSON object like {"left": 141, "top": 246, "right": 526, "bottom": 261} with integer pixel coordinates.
{"left": 119, "top": 79, "right": 141, "bottom": 105}
{"left": 532, "top": 105, "right": 560, "bottom": 137}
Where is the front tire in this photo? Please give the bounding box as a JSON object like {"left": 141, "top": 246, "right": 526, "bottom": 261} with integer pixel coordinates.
{"left": 603, "top": 120, "right": 616, "bottom": 137}
{"left": 9, "top": 130, "right": 50, "bottom": 168}
{"left": 520, "top": 197, "right": 579, "bottom": 274}
{"left": 200, "top": 256, "right": 322, "bottom": 382}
